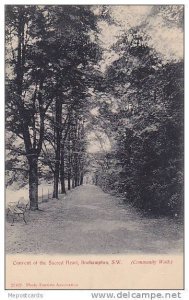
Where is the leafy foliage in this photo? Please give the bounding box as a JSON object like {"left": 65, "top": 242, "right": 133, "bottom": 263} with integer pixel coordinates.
{"left": 94, "top": 30, "right": 184, "bottom": 218}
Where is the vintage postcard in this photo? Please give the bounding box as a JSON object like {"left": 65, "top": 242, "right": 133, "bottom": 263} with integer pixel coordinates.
{"left": 5, "top": 4, "right": 184, "bottom": 290}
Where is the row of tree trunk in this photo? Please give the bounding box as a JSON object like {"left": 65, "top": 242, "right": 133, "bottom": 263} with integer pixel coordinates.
{"left": 52, "top": 99, "right": 86, "bottom": 199}
{"left": 5, "top": 6, "right": 99, "bottom": 211}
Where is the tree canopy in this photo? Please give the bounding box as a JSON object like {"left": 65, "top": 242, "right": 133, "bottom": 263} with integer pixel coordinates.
{"left": 5, "top": 5, "right": 184, "bottom": 218}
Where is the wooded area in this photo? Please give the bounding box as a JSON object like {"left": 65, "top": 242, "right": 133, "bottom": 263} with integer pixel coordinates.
{"left": 5, "top": 5, "right": 184, "bottom": 218}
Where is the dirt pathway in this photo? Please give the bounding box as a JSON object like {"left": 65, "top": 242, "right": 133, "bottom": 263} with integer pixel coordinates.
{"left": 6, "top": 185, "right": 183, "bottom": 254}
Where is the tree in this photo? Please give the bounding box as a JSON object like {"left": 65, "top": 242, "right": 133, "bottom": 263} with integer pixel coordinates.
{"left": 6, "top": 6, "right": 60, "bottom": 209}
{"left": 44, "top": 5, "right": 102, "bottom": 198}
{"left": 92, "top": 26, "right": 184, "bottom": 217}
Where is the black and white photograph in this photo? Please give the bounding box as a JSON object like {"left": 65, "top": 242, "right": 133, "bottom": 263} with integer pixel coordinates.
{"left": 5, "top": 4, "right": 184, "bottom": 290}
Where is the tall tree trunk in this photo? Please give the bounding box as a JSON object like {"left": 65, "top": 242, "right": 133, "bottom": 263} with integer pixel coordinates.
{"left": 53, "top": 167, "right": 59, "bottom": 199}
{"left": 68, "top": 136, "right": 71, "bottom": 190}
{"left": 60, "top": 144, "right": 66, "bottom": 194}
{"left": 73, "top": 153, "right": 78, "bottom": 187}
{"left": 28, "top": 155, "right": 38, "bottom": 210}
{"left": 79, "top": 119, "right": 85, "bottom": 186}
{"left": 53, "top": 98, "right": 62, "bottom": 199}
{"left": 72, "top": 176, "right": 75, "bottom": 188}
{"left": 68, "top": 173, "right": 71, "bottom": 190}
{"left": 17, "top": 11, "right": 39, "bottom": 210}
{"left": 80, "top": 172, "right": 84, "bottom": 185}
{"left": 77, "top": 162, "right": 80, "bottom": 186}
{"left": 71, "top": 119, "right": 76, "bottom": 189}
